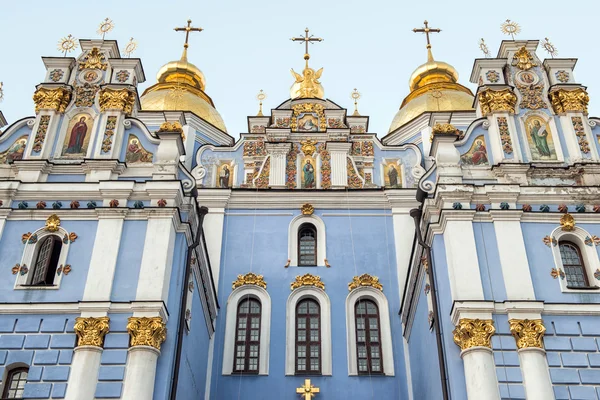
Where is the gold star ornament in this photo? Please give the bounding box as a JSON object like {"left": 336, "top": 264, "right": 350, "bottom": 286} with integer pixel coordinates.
{"left": 57, "top": 34, "right": 78, "bottom": 57}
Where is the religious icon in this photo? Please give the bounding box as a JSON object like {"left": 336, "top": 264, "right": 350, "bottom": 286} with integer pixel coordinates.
{"left": 125, "top": 135, "right": 153, "bottom": 163}
{"left": 0, "top": 136, "right": 27, "bottom": 164}
{"left": 297, "top": 113, "right": 319, "bottom": 132}
{"left": 460, "top": 136, "right": 489, "bottom": 165}
{"left": 83, "top": 70, "right": 99, "bottom": 82}
{"left": 61, "top": 113, "right": 92, "bottom": 157}
{"left": 302, "top": 158, "right": 316, "bottom": 188}
{"left": 383, "top": 161, "right": 402, "bottom": 188}
{"left": 217, "top": 163, "right": 232, "bottom": 188}
{"left": 290, "top": 67, "right": 324, "bottom": 99}
{"left": 517, "top": 71, "right": 537, "bottom": 85}
{"left": 525, "top": 116, "right": 557, "bottom": 160}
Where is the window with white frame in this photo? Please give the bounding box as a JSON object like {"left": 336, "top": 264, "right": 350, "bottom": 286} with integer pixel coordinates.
{"left": 345, "top": 286, "right": 394, "bottom": 376}
{"left": 550, "top": 226, "right": 600, "bottom": 292}
{"left": 288, "top": 215, "right": 327, "bottom": 267}
{"left": 1, "top": 365, "right": 28, "bottom": 399}
{"left": 286, "top": 286, "right": 332, "bottom": 375}
{"left": 222, "top": 285, "right": 271, "bottom": 375}
{"left": 30, "top": 235, "right": 62, "bottom": 285}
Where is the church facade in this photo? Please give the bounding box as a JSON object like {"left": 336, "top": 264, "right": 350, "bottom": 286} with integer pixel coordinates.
{"left": 0, "top": 19, "right": 600, "bottom": 400}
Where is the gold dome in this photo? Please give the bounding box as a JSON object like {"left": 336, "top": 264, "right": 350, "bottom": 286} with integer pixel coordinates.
{"left": 388, "top": 49, "right": 474, "bottom": 133}
{"left": 141, "top": 51, "right": 227, "bottom": 132}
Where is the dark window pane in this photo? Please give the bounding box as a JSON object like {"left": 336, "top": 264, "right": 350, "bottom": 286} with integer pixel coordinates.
{"left": 295, "top": 299, "right": 321, "bottom": 374}
{"left": 355, "top": 299, "right": 384, "bottom": 374}
{"left": 233, "top": 297, "right": 261, "bottom": 373}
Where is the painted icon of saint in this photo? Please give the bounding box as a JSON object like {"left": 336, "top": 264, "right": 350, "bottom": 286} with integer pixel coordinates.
{"left": 470, "top": 140, "right": 488, "bottom": 165}
{"left": 65, "top": 116, "right": 88, "bottom": 154}
{"left": 387, "top": 165, "right": 399, "bottom": 187}
{"left": 529, "top": 119, "right": 551, "bottom": 158}
{"left": 303, "top": 159, "right": 315, "bottom": 188}
{"left": 219, "top": 165, "right": 231, "bottom": 188}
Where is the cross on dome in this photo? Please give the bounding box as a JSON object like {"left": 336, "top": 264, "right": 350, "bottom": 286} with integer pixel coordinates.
{"left": 291, "top": 28, "right": 323, "bottom": 68}
{"left": 174, "top": 19, "right": 204, "bottom": 61}
{"left": 413, "top": 20, "right": 441, "bottom": 62}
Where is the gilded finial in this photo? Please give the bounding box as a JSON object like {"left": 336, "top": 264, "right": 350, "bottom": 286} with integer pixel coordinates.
{"left": 57, "top": 34, "right": 78, "bottom": 57}
{"left": 174, "top": 19, "right": 204, "bottom": 61}
{"left": 97, "top": 18, "right": 115, "bottom": 40}
{"left": 501, "top": 19, "right": 521, "bottom": 40}
{"left": 123, "top": 37, "right": 138, "bottom": 58}
{"left": 542, "top": 37, "right": 558, "bottom": 58}
{"left": 256, "top": 90, "right": 267, "bottom": 116}
{"left": 413, "top": 20, "right": 441, "bottom": 62}
{"left": 479, "top": 38, "right": 490, "bottom": 58}
{"left": 351, "top": 88, "right": 361, "bottom": 116}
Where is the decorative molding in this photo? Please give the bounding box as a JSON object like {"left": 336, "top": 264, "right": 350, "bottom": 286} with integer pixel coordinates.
{"left": 348, "top": 273, "right": 383, "bottom": 291}
{"left": 300, "top": 139, "right": 317, "bottom": 157}
{"left": 32, "top": 115, "right": 51, "bottom": 152}
{"left": 512, "top": 46, "right": 537, "bottom": 70}
{"left": 549, "top": 88, "right": 589, "bottom": 115}
{"left": 301, "top": 203, "right": 314, "bottom": 215}
{"left": 509, "top": 319, "right": 545, "bottom": 349}
{"left": 73, "top": 316, "right": 110, "bottom": 348}
{"left": 551, "top": 268, "right": 565, "bottom": 280}
{"left": 232, "top": 272, "right": 267, "bottom": 289}
{"left": 98, "top": 88, "right": 135, "bottom": 115}
{"left": 291, "top": 273, "right": 324, "bottom": 290}
{"left": 126, "top": 316, "right": 167, "bottom": 350}
{"left": 290, "top": 103, "right": 326, "bottom": 132}
{"left": 79, "top": 47, "right": 107, "bottom": 70}
{"left": 101, "top": 116, "right": 117, "bottom": 153}
{"left": 560, "top": 213, "right": 575, "bottom": 231}
{"left": 452, "top": 318, "right": 495, "bottom": 351}
{"left": 45, "top": 214, "right": 61, "bottom": 232}
{"left": 543, "top": 235, "right": 557, "bottom": 247}
{"left": 478, "top": 88, "right": 517, "bottom": 116}
{"left": 33, "top": 87, "right": 72, "bottom": 113}
{"left": 157, "top": 121, "right": 183, "bottom": 134}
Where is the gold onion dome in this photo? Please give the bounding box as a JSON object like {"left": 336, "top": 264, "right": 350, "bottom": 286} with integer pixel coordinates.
{"left": 388, "top": 48, "right": 474, "bottom": 133}
{"left": 140, "top": 49, "right": 227, "bottom": 132}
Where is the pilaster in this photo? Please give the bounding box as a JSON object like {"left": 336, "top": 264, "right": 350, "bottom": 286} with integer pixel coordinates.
{"left": 153, "top": 131, "right": 184, "bottom": 180}
{"left": 430, "top": 127, "right": 462, "bottom": 184}
{"left": 326, "top": 142, "right": 351, "bottom": 189}
{"left": 266, "top": 142, "right": 291, "bottom": 188}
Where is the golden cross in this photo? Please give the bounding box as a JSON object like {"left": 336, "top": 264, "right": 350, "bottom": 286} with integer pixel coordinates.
{"left": 291, "top": 28, "right": 323, "bottom": 65}
{"left": 296, "top": 379, "right": 320, "bottom": 400}
{"left": 174, "top": 19, "right": 203, "bottom": 60}
{"left": 413, "top": 20, "right": 441, "bottom": 50}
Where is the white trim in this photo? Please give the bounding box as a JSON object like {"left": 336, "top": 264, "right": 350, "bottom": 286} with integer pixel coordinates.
{"left": 345, "top": 287, "right": 395, "bottom": 376}
{"left": 286, "top": 286, "right": 332, "bottom": 375}
{"left": 222, "top": 286, "right": 271, "bottom": 375}
{"left": 288, "top": 214, "right": 327, "bottom": 267}
{"left": 14, "top": 226, "right": 70, "bottom": 289}
{"left": 550, "top": 226, "right": 600, "bottom": 293}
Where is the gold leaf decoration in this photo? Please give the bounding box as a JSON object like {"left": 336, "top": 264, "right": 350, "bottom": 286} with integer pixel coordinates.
{"left": 290, "top": 103, "right": 326, "bottom": 132}
{"left": 300, "top": 139, "right": 317, "bottom": 157}
{"left": 73, "top": 317, "right": 110, "bottom": 347}
{"left": 549, "top": 88, "right": 590, "bottom": 115}
{"left": 432, "top": 123, "right": 458, "bottom": 135}
{"left": 79, "top": 47, "right": 107, "bottom": 71}
{"left": 301, "top": 203, "right": 314, "bottom": 215}
{"left": 232, "top": 272, "right": 267, "bottom": 289}
{"left": 478, "top": 88, "right": 517, "bottom": 116}
{"left": 157, "top": 121, "right": 183, "bottom": 134}
{"left": 45, "top": 214, "right": 61, "bottom": 232}
{"left": 98, "top": 88, "right": 136, "bottom": 115}
{"left": 290, "top": 273, "right": 325, "bottom": 290}
{"left": 453, "top": 318, "right": 495, "bottom": 351}
{"left": 509, "top": 319, "right": 545, "bottom": 349}
{"left": 348, "top": 274, "right": 383, "bottom": 291}
{"left": 512, "top": 46, "right": 537, "bottom": 70}
{"left": 32, "top": 87, "right": 72, "bottom": 114}
{"left": 560, "top": 213, "right": 575, "bottom": 232}
{"left": 126, "top": 317, "right": 167, "bottom": 350}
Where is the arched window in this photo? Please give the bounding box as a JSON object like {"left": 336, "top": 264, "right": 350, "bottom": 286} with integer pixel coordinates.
{"left": 233, "top": 297, "right": 261, "bottom": 373}
{"left": 29, "top": 236, "right": 62, "bottom": 286}
{"left": 296, "top": 298, "right": 321, "bottom": 374}
{"left": 559, "top": 241, "right": 590, "bottom": 288}
{"left": 298, "top": 223, "right": 317, "bottom": 266}
{"left": 2, "top": 366, "right": 28, "bottom": 399}
{"left": 355, "top": 298, "right": 383, "bottom": 374}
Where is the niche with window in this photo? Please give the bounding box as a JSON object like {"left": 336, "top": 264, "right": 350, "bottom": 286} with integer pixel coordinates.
{"left": 1, "top": 366, "right": 28, "bottom": 399}
{"left": 355, "top": 299, "right": 383, "bottom": 374}
{"left": 233, "top": 297, "right": 262, "bottom": 373}
{"left": 288, "top": 215, "right": 327, "bottom": 267}
{"left": 559, "top": 241, "right": 592, "bottom": 288}
{"left": 295, "top": 298, "right": 321, "bottom": 374}
{"left": 298, "top": 224, "right": 317, "bottom": 266}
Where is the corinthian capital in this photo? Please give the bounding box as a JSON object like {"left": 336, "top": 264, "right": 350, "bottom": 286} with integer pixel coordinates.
{"left": 453, "top": 318, "right": 495, "bottom": 351}
{"left": 549, "top": 88, "right": 589, "bottom": 115}
{"left": 73, "top": 316, "right": 110, "bottom": 348}
{"left": 509, "top": 319, "right": 546, "bottom": 349}
{"left": 126, "top": 317, "right": 167, "bottom": 350}
{"left": 478, "top": 88, "right": 517, "bottom": 116}
{"left": 98, "top": 87, "right": 136, "bottom": 115}
{"left": 33, "top": 87, "right": 72, "bottom": 114}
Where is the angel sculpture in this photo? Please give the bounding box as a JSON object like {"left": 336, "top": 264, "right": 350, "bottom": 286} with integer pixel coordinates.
{"left": 290, "top": 67, "right": 324, "bottom": 99}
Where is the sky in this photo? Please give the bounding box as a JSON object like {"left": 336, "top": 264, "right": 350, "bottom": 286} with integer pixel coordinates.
{"left": 0, "top": 0, "right": 597, "bottom": 137}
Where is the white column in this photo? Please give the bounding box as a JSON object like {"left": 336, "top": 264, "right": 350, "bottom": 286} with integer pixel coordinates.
{"left": 0, "top": 209, "right": 9, "bottom": 241}
{"left": 204, "top": 209, "right": 225, "bottom": 294}
{"left": 518, "top": 348, "right": 554, "bottom": 400}
{"left": 444, "top": 219, "right": 485, "bottom": 300}
{"left": 490, "top": 212, "right": 535, "bottom": 300}
{"left": 136, "top": 216, "right": 176, "bottom": 302}
{"left": 82, "top": 212, "right": 125, "bottom": 301}
{"left": 391, "top": 210, "right": 415, "bottom": 302}
{"left": 121, "top": 346, "right": 160, "bottom": 400}
{"left": 266, "top": 143, "right": 290, "bottom": 188}
{"left": 64, "top": 346, "right": 103, "bottom": 400}
{"left": 327, "top": 142, "right": 351, "bottom": 189}
{"left": 461, "top": 347, "right": 501, "bottom": 400}
{"left": 431, "top": 135, "right": 462, "bottom": 184}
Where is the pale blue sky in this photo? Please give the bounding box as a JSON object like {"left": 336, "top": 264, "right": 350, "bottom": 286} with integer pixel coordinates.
{"left": 0, "top": 0, "right": 597, "bottom": 137}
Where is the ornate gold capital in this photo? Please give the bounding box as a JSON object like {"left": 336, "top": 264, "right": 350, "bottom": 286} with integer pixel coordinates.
{"left": 79, "top": 47, "right": 107, "bottom": 71}
{"left": 45, "top": 214, "right": 61, "bottom": 232}
{"left": 300, "top": 139, "right": 317, "bottom": 157}
{"left": 157, "top": 121, "right": 183, "bottom": 134}
{"left": 453, "top": 318, "right": 495, "bottom": 351}
{"left": 348, "top": 274, "right": 383, "bottom": 291}
{"left": 301, "top": 203, "right": 314, "bottom": 215}
{"left": 560, "top": 213, "right": 575, "bottom": 231}
{"left": 33, "top": 87, "right": 72, "bottom": 114}
{"left": 512, "top": 46, "right": 537, "bottom": 70}
{"left": 431, "top": 123, "right": 458, "bottom": 136}
{"left": 73, "top": 317, "right": 110, "bottom": 347}
{"left": 232, "top": 272, "right": 267, "bottom": 289}
{"left": 291, "top": 273, "right": 325, "bottom": 290}
{"left": 126, "top": 317, "right": 167, "bottom": 350}
{"left": 509, "top": 319, "right": 545, "bottom": 349}
{"left": 549, "top": 88, "right": 589, "bottom": 115}
{"left": 478, "top": 88, "right": 517, "bottom": 116}
{"left": 98, "top": 88, "right": 136, "bottom": 115}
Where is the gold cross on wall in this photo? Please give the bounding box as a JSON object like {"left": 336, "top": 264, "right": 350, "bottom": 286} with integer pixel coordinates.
{"left": 291, "top": 28, "right": 323, "bottom": 65}
{"left": 174, "top": 19, "right": 203, "bottom": 60}
{"left": 413, "top": 20, "right": 441, "bottom": 50}
{"left": 296, "top": 379, "right": 320, "bottom": 400}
